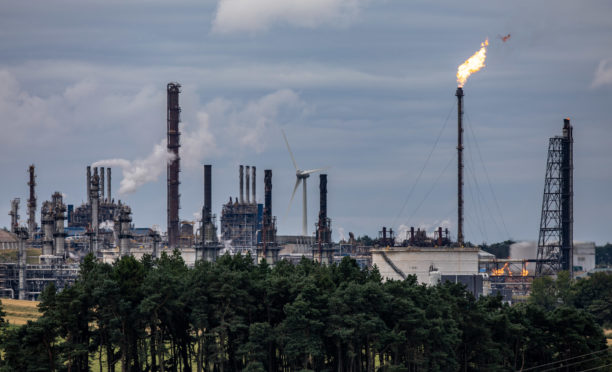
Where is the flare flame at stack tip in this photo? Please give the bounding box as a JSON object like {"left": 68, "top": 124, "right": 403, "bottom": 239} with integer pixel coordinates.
{"left": 457, "top": 38, "right": 488, "bottom": 87}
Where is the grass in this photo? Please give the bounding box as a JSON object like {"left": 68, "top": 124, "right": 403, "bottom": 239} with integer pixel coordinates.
{"left": 0, "top": 248, "right": 42, "bottom": 264}
{"left": 1, "top": 299, "right": 41, "bottom": 325}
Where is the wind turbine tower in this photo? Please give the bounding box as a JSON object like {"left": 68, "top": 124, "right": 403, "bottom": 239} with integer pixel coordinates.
{"left": 282, "top": 130, "right": 326, "bottom": 236}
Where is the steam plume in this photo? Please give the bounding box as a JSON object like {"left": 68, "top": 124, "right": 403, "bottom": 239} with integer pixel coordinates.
{"left": 93, "top": 140, "right": 176, "bottom": 195}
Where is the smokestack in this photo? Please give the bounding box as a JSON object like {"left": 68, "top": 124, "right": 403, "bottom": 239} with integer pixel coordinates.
{"left": 100, "top": 167, "right": 105, "bottom": 203}
{"left": 252, "top": 166, "right": 256, "bottom": 204}
{"left": 561, "top": 118, "right": 573, "bottom": 274}
{"left": 87, "top": 166, "right": 91, "bottom": 204}
{"left": 91, "top": 169, "right": 100, "bottom": 253}
{"left": 317, "top": 174, "right": 331, "bottom": 245}
{"left": 27, "top": 165, "right": 37, "bottom": 236}
{"left": 204, "top": 165, "right": 212, "bottom": 224}
{"left": 245, "top": 166, "right": 250, "bottom": 204}
{"left": 17, "top": 227, "right": 28, "bottom": 300}
{"left": 167, "top": 82, "right": 181, "bottom": 249}
{"left": 262, "top": 169, "right": 275, "bottom": 245}
{"left": 456, "top": 87, "right": 464, "bottom": 246}
{"left": 107, "top": 168, "right": 112, "bottom": 202}
{"left": 319, "top": 174, "right": 327, "bottom": 222}
{"left": 239, "top": 165, "right": 244, "bottom": 204}
{"left": 265, "top": 170, "right": 272, "bottom": 220}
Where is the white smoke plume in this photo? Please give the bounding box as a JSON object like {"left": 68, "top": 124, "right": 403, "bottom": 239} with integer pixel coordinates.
{"left": 99, "top": 220, "right": 114, "bottom": 230}
{"left": 509, "top": 241, "right": 537, "bottom": 260}
{"left": 93, "top": 140, "right": 176, "bottom": 195}
{"left": 213, "top": 0, "right": 371, "bottom": 33}
{"left": 93, "top": 89, "right": 300, "bottom": 195}
{"left": 591, "top": 59, "right": 612, "bottom": 88}
{"left": 337, "top": 227, "right": 346, "bottom": 242}
{"left": 509, "top": 241, "right": 537, "bottom": 274}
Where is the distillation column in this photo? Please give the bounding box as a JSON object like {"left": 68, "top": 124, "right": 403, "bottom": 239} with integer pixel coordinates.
{"left": 16, "top": 227, "right": 28, "bottom": 300}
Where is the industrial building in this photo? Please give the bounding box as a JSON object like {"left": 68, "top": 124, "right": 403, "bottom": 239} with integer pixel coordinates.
{"left": 220, "top": 165, "right": 262, "bottom": 251}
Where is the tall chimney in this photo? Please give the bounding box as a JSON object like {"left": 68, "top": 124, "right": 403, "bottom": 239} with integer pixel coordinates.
{"left": 252, "top": 166, "right": 256, "bottom": 203}
{"left": 561, "top": 118, "right": 573, "bottom": 274}
{"left": 262, "top": 170, "right": 275, "bottom": 245}
{"left": 319, "top": 174, "right": 327, "bottom": 223}
{"left": 245, "top": 166, "right": 250, "bottom": 204}
{"left": 107, "top": 168, "right": 112, "bottom": 202}
{"left": 317, "top": 174, "right": 331, "bottom": 246}
{"left": 239, "top": 165, "right": 244, "bottom": 204}
{"left": 87, "top": 166, "right": 91, "bottom": 204}
{"left": 100, "top": 167, "right": 105, "bottom": 203}
{"left": 167, "top": 82, "right": 181, "bottom": 249}
{"left": 456, "top": 87, "right": 464, "bottom": 246}
{"left": 204, "top": 165, "right": 212, "bottom": 224}
{"left": 91, "top": 169, "right": 100, "bottom": 253}
{"left": 27, "top": 165, "right": 37, "bottom": 236}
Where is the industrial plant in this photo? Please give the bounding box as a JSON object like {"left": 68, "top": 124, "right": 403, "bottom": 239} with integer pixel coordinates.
{"left": 0, "top": 50, "right": 592, "bottom": 302}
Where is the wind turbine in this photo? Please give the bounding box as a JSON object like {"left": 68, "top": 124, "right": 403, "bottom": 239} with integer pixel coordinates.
{"left": 282, "top": 129, "right": 326, "bottom": 236}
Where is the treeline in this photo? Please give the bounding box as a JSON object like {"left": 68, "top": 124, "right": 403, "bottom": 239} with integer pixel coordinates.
{"left": 596, "top": 243, "right": 612, "bottom": 266}
{"left": 0, "top": 252, "right": 610, "bottom": 372}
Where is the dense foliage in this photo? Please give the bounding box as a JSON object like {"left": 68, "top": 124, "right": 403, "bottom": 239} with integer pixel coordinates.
{"left": 596, "top": 243, "right": 612, "bottom": 266}
{"left": 479, "top": 240, "right": 514, "bottom": 259}
{"left": 0, "top": 252, "right": 609, "bottom": 372}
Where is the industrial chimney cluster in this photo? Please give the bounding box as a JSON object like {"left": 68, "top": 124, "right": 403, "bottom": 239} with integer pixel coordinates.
{"left": 220, "top": 165, "right": 260, "bottom": 247}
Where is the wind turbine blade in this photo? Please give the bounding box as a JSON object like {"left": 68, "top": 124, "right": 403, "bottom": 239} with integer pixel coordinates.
{"left": 281, "top": 129, "right": 299, "bottom": 171}
{"left": 286, "top": 178, "right": 300, "bottom": 215}
{"left": 301, "top": 167, "right": 329, "bottom": 175}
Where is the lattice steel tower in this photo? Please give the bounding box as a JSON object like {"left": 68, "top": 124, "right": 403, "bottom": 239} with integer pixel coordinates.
{"left": 536, "top": 118, "right": 573, "bottom": 277}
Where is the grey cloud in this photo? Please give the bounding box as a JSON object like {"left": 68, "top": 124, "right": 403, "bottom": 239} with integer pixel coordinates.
{"left": 212, "top": 0, "right": 371, "bottom": 33}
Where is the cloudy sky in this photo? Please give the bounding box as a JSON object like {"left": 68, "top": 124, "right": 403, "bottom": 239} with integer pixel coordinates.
{"left": 0, "top": 0, "right": 610, "bottom": 244}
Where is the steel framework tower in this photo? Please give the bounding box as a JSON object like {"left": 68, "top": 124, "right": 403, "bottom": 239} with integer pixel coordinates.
{"left": 536, "top": 119, "right": 573, "bottom": 276}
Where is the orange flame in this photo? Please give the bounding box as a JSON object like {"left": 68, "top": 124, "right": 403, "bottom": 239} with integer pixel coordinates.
{"left": 521, "top": 262, "right": 529, "bottom": 276}
{"left": 491, "top": 262, "right": 509, "bottom": 276}
{"left": 457, "top": 39, "right": 489, "bottom": 87}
